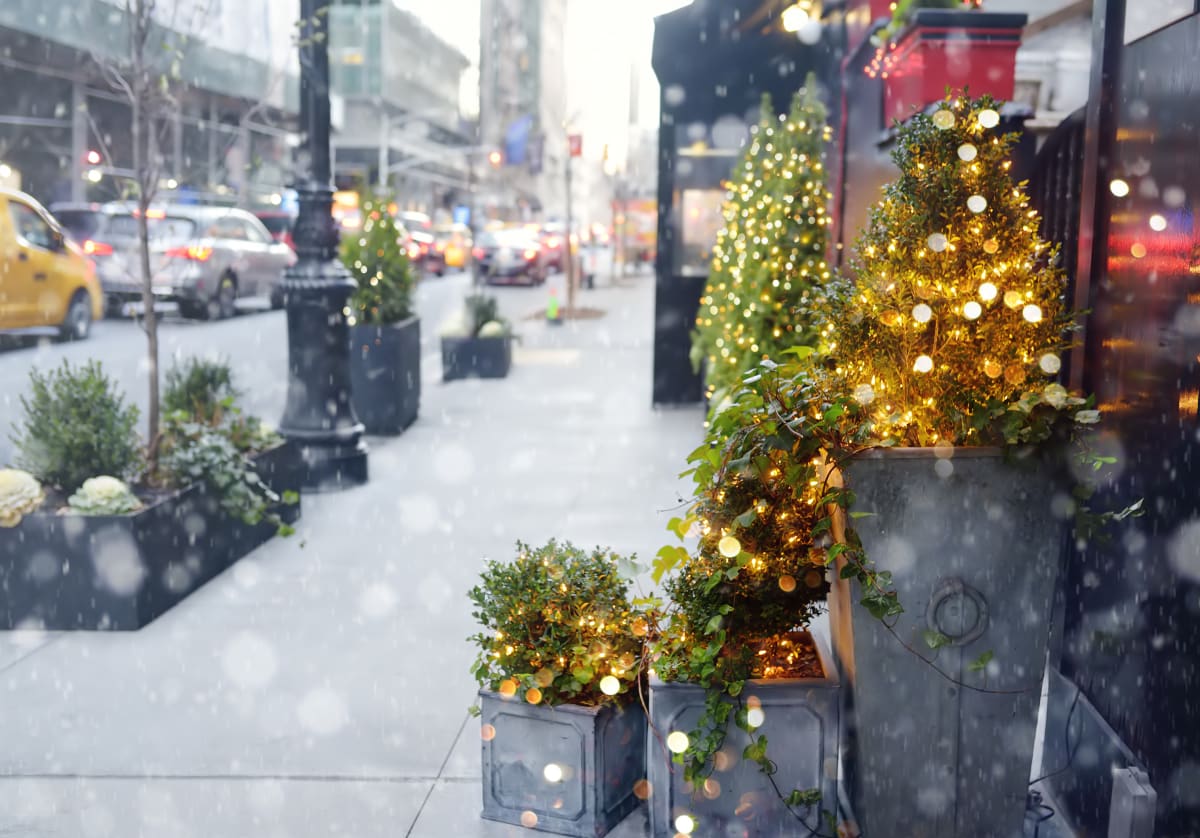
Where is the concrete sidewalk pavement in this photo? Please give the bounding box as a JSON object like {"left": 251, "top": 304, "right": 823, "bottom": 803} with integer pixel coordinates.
{"left": 0, "top": 268, "right": 698, "bottom": 837}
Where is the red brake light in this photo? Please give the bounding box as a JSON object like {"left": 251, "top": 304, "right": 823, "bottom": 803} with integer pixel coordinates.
{"left": 166, "top": 245, "right": 213, "bottom": 262}
{"left": 524, "top": 248, "right": 538, "bottom": 261}
{"left": 83, "top": 239, "right": 113, "bottom": 256}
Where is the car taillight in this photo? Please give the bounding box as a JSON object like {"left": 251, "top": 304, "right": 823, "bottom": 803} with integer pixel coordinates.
{"left": 472, "top": 247, "right": 485, "bottom": 260}
{"left": 546, "top": 236, "right": 561, "bottom": 249}
{"left": 166, "top": 245, "right": 213, "bottom": 262}
{"left": 524, "top": 248, "right": 538, "bottom": 261}
{"left": 83, "top": 239, "right": 113, "bottom": 256}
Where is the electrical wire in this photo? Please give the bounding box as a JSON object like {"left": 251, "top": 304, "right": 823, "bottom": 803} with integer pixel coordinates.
{"left": 1027, "top": 789, "right": 1057, "bottom": 838}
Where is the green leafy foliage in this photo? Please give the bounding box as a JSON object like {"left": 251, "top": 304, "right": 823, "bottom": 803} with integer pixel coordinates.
{"left": 163, "top": 356, "right": 237, "bottom": 424}
{"left": 468, "top": 540, "right": 644, "bottom": 707}
{"left": 692, "top": 79, "right": 835, "bottom": 405}
{"left": 342, "top": 193, "right": 416, "bottom": 325}
{"left": 12, "top": 360, "right": 141, "bottom": 493}
{"left": 159, "top": 418, "right": 294, "bottom": 536}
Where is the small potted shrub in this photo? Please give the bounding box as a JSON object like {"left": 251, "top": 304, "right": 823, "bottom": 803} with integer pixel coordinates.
{"left": 865, "top": 0, "right": 1027, "bottom": 125}
{"left": 0, "top": 358, "right": 297, "bottom": 630}
{"left": 647, "top": 370, "right": 842, "bottom": 838}
{"left": 441, "top": 293, "right": 514, "bottom": 381}
{"left": 469, "top": 540, "right": 646, "bottom": 837}
{"left": 343, "top": 194, "right": 420, "bottom": 434}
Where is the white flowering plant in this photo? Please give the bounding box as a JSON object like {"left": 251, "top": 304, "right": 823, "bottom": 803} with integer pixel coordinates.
{"left": 0, "top": 469, "right": 45, "bottom": 528}
{"left": 67, "top": 476, "right": 142, "bottom": 516}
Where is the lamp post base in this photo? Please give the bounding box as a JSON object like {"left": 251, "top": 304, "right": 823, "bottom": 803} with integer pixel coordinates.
{"left": 288, "top": 437, "right": 369, "bottom": 492}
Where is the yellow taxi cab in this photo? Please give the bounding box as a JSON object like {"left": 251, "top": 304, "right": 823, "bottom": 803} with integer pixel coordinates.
{"left": 0, "top": 189, "right": 103, "bottom": 340}
{"left": 434, "top": 224, "right": 472, "bottom": 269}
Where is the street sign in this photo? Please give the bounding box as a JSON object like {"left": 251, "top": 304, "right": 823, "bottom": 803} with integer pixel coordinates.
{"left": 569, "top": 134, "right": 583, "bottom": 158}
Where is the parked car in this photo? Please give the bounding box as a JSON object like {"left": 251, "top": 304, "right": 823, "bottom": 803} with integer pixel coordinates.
{"left": 95, "top": 205, "right": 296, "bottom": 320}
{"left": 472, "top": 229, "right": 547, "bottom": 285}
{"left": 254, "top": 210, "right": 296, "bottom": 250}
{"left": 0, "top": 189, "right": 103, "bottom": 340}
{"left": 410, "top": 228, "right": 443, "bottom": 276}
{"left": 536, "top": 223, "right": 568, "bottom": 272}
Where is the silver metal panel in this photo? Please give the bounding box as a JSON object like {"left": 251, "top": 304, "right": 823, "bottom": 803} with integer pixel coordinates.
{"left": 834, "top": 449, "right": 1061, "bottom": 838}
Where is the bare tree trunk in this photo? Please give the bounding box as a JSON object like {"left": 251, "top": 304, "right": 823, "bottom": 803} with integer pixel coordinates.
{"left": 129, "top": 0, "right": 161, "bottom": 472}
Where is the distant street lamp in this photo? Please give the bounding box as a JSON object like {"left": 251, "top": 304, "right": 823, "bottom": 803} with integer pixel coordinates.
{"left": 279, "top": 0, "right": 368, "bottom": 490}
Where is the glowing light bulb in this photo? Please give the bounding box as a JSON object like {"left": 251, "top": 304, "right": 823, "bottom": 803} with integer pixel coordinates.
{"left": 781, "top": 4, "right": 810, "bottom": 32}
{"left": 599, "top": 676, "right": 621, "bottom": 696}
{"left": 913, "top": 355, "right": 934, "bottom": 374}
{"left": 978, "top": 282, "right": 998, "bottom": 302}
{"left": 675, "top": 815, "right": 696, "bottom": 835}
{"left": 1023, "top": 304, "right": 1043, "bottom": 323}
{"left": 932, "top": 109, "right": 956, "bottom": 130}
{"left": 1130, "top": 242, "right": 1147, "bottom": 259}
{"left": 912, "top": 303, "right": 932, "bottom": 323}
{"left": 1004, "top": 290, "right": 1023, "bottom": 309}
{"left": 978, "top": 109, "right": 1001, "bottom": 129}
{"left": 1150, "top": 214, "right": 1168, "bottom": 232}
{"left": 1040, "top": 353, "right": 1062, "bottom": 374}
{"left": 543, "top": 763, "right": 563, "bottom": 783}
{"left": 967, "top": 195, "right": 988, "bottom": 214}
{"left": 927, "top": 233, "right": 948, "bottom": 252}
{"left": 778, "top": 574, "right": 797, "bottom": 592}
{"left": 984, "top": 360, "right": 1003, "bottom": 379}
{"left": 667, "top": 731, "right": 690, "bottom": 754}
{"left": 718, "top": 536, "right": 741, "bottom": 557}
{"left": 963, "top": 301, "right": 982, "bottom": 320}
{"left": 983, "top": 239, "right": 1000, "bottom": 254}
{"left": 746, "top": 707, "right": 766, "bottom": 728}
{"left": 853, "top": 383, "right": 876, "bottom": 405}
{"left": 1110, "top": 179, "right": 1130, "bottom": 198}
{"left": 957, "top": 144, "right": 978, "bottom": 162}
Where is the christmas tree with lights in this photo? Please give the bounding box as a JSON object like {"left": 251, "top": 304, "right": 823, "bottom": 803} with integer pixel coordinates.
{"left": 692, "top": 77, "right": 834, "bottom": 404}
{"left": 832, "top": 95, "right": 1085, "bottom": 446}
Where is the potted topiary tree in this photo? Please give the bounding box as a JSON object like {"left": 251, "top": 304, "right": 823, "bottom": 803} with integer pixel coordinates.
{"left": 811, "top": 95, "right": 1119, "bottom": 837}
{"left": 0, "top": 358, "right": 297, "bottom": 630}
{"left": 691, "top": 78, "right": 835, "bottom": 408}
{"left": 441, "top": 293, "right": 514, "bottom": 381}
{"left": 469, "top": 540, "right": 646, "bottom": 837}
{"left": 343, "top": 194, "right": 420, "bottom": 434}
{"left": 646, "top": 366, "right": 843, "bottom": 838}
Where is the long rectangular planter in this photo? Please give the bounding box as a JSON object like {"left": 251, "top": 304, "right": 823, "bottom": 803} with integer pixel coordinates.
{"left": 880, "top": 10, "right": 1027, "bottom": 125}
{"left": 442, "top": 335, "right": 512, "bottom": 381}
{"left": 479, "top": 689, "right": 645, "bottom": 837}
{"left": 350, "top": 316, "right": 421, "bottom": 434}
{"left": 647, "top": 632, "right": 840, "bottom": 838}
{"left": 0, "top": 442, "right": 301, "bottom": 631}
{"left": 830, "top": 447, "right": 1059, "bottom": 838}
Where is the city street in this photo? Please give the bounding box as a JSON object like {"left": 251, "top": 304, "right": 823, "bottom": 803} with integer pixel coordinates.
{"left": 0, "top": 264, "right": 701, "bottom": 837}
{"left": 0, "top": 268, "right": 485, "bottom": 467}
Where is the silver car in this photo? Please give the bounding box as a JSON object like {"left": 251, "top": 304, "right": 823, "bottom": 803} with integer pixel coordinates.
{"left": 95, "top": 205, "right": 296, "bottom": 320}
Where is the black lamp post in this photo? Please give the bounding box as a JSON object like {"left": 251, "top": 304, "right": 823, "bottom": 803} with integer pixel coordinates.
{"left": 280, "top": 0, "right": 368, "bottom": 490}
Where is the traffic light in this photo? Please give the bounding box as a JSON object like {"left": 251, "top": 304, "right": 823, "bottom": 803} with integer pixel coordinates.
{"left": 85, "top": 149, "right": 102, "bottom": 166}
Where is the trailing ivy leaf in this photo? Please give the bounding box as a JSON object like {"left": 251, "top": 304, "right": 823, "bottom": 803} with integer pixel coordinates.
{"left": 727, "top": 680, "right": 744, "bottom": 697}
{"left": 968, "top": 651, "right": 994, "bottom": 673}
{"left": 923, "top": 630, "right": 951, "bottom": 650}
{"left": 784, "top": 788, "right": 822, "bottom": 808}
{"left": 653, "top": 545, "right": 690, "bottom": 583}
{"left": 704, "top": 615, "right": 723, "bottom": 635}
{"left": 734, "top": 506, "right": 758, "bottom": 529}
{"left": 848, "top": 510, "right": 875, "bottom": 519}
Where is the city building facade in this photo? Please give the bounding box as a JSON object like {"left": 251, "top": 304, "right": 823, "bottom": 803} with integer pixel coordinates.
{"left": 328, "top": 0, "right": 472, "bottom": 217}
{"left": 478, "top": 0, "right": 568, "bottom": 222}
{"left": 0, "top": 0, "right": 300, "bottom": 208}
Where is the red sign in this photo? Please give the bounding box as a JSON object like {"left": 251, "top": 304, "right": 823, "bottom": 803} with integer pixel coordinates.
{"left": 568, "top": 134, "right": 583, "bottom": 158}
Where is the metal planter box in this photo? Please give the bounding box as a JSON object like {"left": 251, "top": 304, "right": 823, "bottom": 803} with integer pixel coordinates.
{"left": 479, "top": 690, "right": 645, "bottom": 837}
{"left": 0, "top": 443, "right": 300, "bottom": 631}
{"left": 442, "top": 335, "right": 512, "bottom": 381}
{"left": 647, "top": 632, "right": 840, "bottom": 837}
{"left": 831, "top": 448, "right": 1060, "bottom": 838}
{"left": 350, "top": 316, "right": 421, "bottom": 434}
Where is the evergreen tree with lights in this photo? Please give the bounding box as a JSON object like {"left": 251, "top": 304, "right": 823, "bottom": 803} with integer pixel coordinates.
{"left": 692, "top": 77, "right": 834, "bottom": 404}
{"left": 832, "top": 95, "right": 1083, "bottom": 446}
{"left": 341, "top": 194, "right": 416, "bottom": 326}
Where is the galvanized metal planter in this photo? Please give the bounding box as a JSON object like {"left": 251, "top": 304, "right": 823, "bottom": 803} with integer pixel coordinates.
{"left": 0, "top": 443, "right": 301, "bottom": 631}
{"left": 350, "top": 316, "right": 421, "bottom": 434}
{"left": 831, "top": 447, "right": 1060, "bottom": 838}
{"left": 479, "top": 690, "right": 645, "bottom": 837}
{"left": 646, "top": 632, "right": 840, "bottom": 838}
{"left": 442, "top": 335, "right": 512, "bottom": 381}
